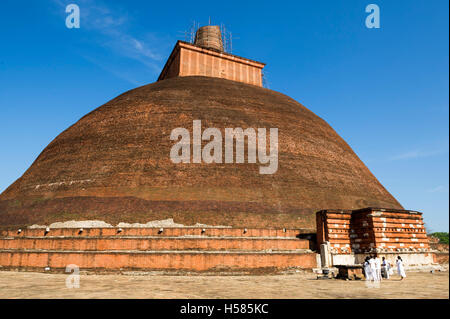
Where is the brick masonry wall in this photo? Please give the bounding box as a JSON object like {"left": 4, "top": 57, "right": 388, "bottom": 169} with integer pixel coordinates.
{"left": 0, "top": 237, "right": 309, "bottom": 251}
{"left": 317, "top": 208, "right": 430, "bottom": 255}
{"left": 159, "top": 41, "right": 264, "bottom": 87}
{"left": 0, "top": 250, "right": 318, "bottom": 271}
{"left": 0, "top": 227, "right": 316, "bottom": 271}
{"left": 0, "top": 227, "right": 302, "bottom": 238}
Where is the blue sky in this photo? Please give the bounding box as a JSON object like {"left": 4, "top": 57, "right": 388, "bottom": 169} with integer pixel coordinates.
{"left": 0, "top": 0, "right": 448, "bottom": 231}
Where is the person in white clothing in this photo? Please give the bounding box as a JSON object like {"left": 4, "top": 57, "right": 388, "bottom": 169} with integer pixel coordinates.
{"left": 396, "top": 256, "right": 406, "bottom": 280}
{"left": 382, "top": 257, "right": 390, "bottom": 279}
{"left": 363, "top": 257, "right": 373, "bottom": 281}
{"left": 369, "top": 256, "right": 377, "bottom": 281}
{"left": 374, "top": 256, "right": 382, "bottom": 281}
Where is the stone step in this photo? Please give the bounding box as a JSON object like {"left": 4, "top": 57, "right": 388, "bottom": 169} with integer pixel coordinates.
{"left": 1, "top": 227, "right": 303, "bottom": 238}
{"left": 0, "top": 236, "right": 310, "bottom": 251}
{"left": 0, "top": 249, "right": 317, "bottom": 271}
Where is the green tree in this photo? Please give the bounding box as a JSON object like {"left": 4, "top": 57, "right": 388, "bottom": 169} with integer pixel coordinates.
{"left": 429, "top": 232, "right": 449, "bottom": 245}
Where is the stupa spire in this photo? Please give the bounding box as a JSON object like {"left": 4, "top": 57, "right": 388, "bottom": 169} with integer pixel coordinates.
{"left": 194, "top": 25, "right": 224, "bottom": 51}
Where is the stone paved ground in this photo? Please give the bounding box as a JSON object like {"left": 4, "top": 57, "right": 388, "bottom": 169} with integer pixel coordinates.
{"left": 0, "top": 270, "right": 448, "bottom": 299}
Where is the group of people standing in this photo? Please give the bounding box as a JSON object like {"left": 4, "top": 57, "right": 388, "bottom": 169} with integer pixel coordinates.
{"left": 363, "top": 256, "right": 406, "bottom": 281}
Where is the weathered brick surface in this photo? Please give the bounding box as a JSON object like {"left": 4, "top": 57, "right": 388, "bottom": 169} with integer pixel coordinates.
{"left": 0, "top": 250, "right": 318, "bottom": 271}
{"left": 0, "top": 227, "right": 302, "bottom": 238}
{"left": 0, "top": 227, "right": 315, "bottom": 271}
{"left": 0, "top": 76, "right": 402, "bottom": 228}
{"left": 0, "top": 237, "right": 309, "bottom": 251}
{"left": 159, "top": 41, "right": 264, "bottom": 86}
{"left": 433, "top": 252, "right": 449, "bottom": 264}
{"left": 317, "top": 208, "right": 430, "bottom": 254}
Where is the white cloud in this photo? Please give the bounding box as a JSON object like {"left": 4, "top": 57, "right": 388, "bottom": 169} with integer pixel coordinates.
{"left": 51, "top": 0, "right": 165, "bottom": 81}
{"left": 389, "top": 148, "right": 448, "bottom": 161}
{"left": 427, "top": 185, "right": 448, "bottom": 193}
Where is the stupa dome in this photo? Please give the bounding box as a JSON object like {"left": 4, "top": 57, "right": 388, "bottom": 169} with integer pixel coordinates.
{"left": 0, "top": 76, "right": 402, "bottom": 229}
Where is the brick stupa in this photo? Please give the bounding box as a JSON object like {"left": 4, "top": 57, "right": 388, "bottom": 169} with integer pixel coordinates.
{"left": 0, "top": 25, "right": 433, "bottom": 272}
